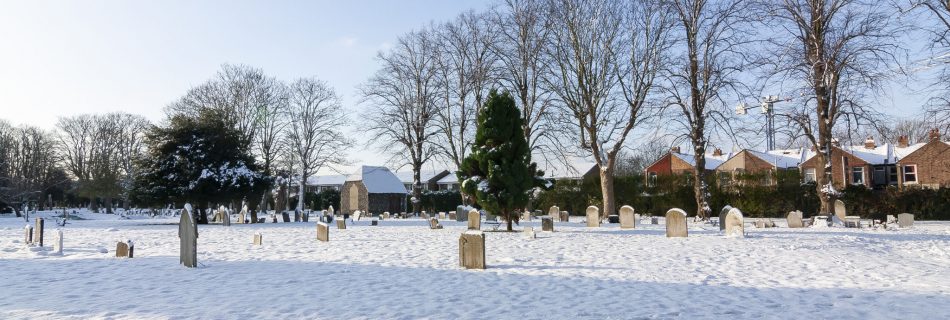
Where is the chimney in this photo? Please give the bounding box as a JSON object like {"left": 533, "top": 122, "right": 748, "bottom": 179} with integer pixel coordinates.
{"left": 671, "top": 146, "right": 681, "bottom": 153}
{"left": 930, "top": 128, "right": 941, "bottom": 141}
{"left": 712, "top": 148, "right": 723, "bottom": 156}
{"left": 897, "top": 135, "right": 909, "bottom": 148}
{"left": 864, "top": 136, "right": 876, "bottom": 149}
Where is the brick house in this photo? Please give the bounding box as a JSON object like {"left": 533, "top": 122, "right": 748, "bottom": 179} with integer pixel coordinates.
{"left": 340, "top": 166, "right": 408, "bottom": 214}
{"left": 715, "top": 148, "right": 805, "bottom": 186}
{"left": 798, "top": 138, "right": 898, "bottom": 190}
{"left": 644, "top": 147, "right": 733, "bottom": 185}
{"left": 895, "top": 129, "right": 950, "bottom": 189}
{"left": 394, "top": 170, "right": 451, "bottom": 192}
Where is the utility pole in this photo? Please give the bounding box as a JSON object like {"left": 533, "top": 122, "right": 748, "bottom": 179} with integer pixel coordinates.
{"left": 736, "top": 95, "right": 791, "bottom": 151}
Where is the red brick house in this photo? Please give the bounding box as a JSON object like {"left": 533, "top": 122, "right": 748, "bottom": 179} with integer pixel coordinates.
{"left": 799, "top": 138, "right": 898, "bottom": 190}
{"left": 895, "top": 129, "right": 950, "bottom": 189}
{"left": 715, "top": 148, "right": 805, "bottom": 186}
{"left": 644, "top": 147, "right": 732, "bottom": 185}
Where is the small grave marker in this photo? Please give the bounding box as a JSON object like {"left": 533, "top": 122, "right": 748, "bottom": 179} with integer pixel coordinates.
{"left": 619, "top": 205, "right": 636, "bottom": 229}
{"left": 253, "top": 233, "right": 262, "bottom": 245}
{"left": 586, "top": 206, "right": 600, "bottom": 227}
{"left": 53, "top": 229, "right": 63, "bottom": 255}
{"left": 549, "top": 206, "right": 560, "bottom": 222}
{"left": 336, "top": 219, "right": 346, "bottom": 230}
{"left": 524, "top": 227, "right": 536, "bottom": 239}
{"left": 898, "top": 213, "right": 914, "bottom": 228}
{"left": 429, "top": 218, "right": 443, "bottom": 229}
{"left": 787, "top": 211, "right": 804, "bottom": 228}
{"left": 317, "top": 222, "right": 329, "bottom": 242}
{"left": 281, "top": 212, "right": 291, "bottom": 223}
{"left": 724, "top": 208, "right": 744, "bottom": 237}
{"left": 24, "top": 225, "right": 33, "bottom": 245}
{"left": 34, "top": 217, "right": 44, "bottom": 247}
{"left": 467, "top": 210, "right": 480, "bottom": 230}
{"left": 541, "top": 217, "right": 554, "bottom": 232}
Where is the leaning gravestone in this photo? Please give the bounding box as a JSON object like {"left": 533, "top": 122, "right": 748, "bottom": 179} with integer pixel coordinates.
{"left": 548, "top": 206, "right": 560, "bottom": 222}
{"left": 34, "top": 217, "right": 44, "bottom": 247}
{"left": 179, "top": 204, "right": 198, "bottom": 268}
{"left": 456, "top": 206, "right": 467, "bottom": 222}
{"left": 724, "top": 208, "right": 744, "bottom": 238}
{"left": 524, "top": 227, "right": 536, "bottom": 239}
{"left": 429, "top": 218, "right": 444, "bottom": 229}
{"left": 467, "top": 210, "right": 481, "bottom": 230}
{"left": 116, "top": 240, "right": 133, "bottom": 258}
{"left": 898, "top": 213, "right": 914, "bottom": 228}
{"left": 53, "top": 229, "right": 63, "bottom": 255}
{"left": 541, "top": 217, "right": 554, "bottom": 232}
{"left": 586, "top": 206, "right": 600, "bottom": 227}
{"left": 718, "top": 205, "right": 734, "bottom": 231}
{"left": 665, "top": 208, "right": 688, "bottom": 238}
{"left": 253, "top": 233, "right": 263, "bottom": 245}
{"left": 316, "top": 222, "right": 329, "bottom": 242}
{"left": 459, "top": 231, "right": 486, "bottom": 269}
{"left": 219, "top": 206, "right": 231, "bottom": 226}
{"left": 281, "top": 211, "right": 291, "bottom": 223}
{"left": 619, "top": 205, "right": 636, "bottom": 229}
{"left": 336, "top": 219, "right": 346, "bottom": 230}
{"left": 787, "top": 211, "right": 804, "bottom": 228}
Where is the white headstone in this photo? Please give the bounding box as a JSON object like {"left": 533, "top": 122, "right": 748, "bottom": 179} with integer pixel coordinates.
{"left": 619, "top": 205, "right": 636, "bottom": 229}
{"left": 548, "top": 206, "right": 560, "bottom": 222}
{"left": 179, "top": 204, "right": 198, "bottom": 268}
{"left": 586, "top": 206, "right": 600, "bottom": 227}
{"left": 53, "top": 229, "right": 63, "bottom": 255}
{"left": 724, "top": 208, "right": 744, "bottom": 237}
{"left": 834, "top": 199, "right": 847, "bottom": 221}
{"left": 524, "top": 227, "right": 536, "bottom": 239}
{"left": 787, "top": 210, "right": 804, "bottom": 228}
{"left": 718, "top": 205, "right": 733, "bottom": 231}
{"left": 898, "top": 213, "right": 914, "bottom": 228}
{"left": 665, "top": 208, "right": 688, "bottom": 237}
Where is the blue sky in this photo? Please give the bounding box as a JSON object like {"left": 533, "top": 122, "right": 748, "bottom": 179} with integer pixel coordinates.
{"left": 0, "top": 0, "right": 937, "bottom": 172}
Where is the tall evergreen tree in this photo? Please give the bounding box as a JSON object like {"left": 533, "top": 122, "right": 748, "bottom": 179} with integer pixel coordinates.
{"left": 459, "top": 90, "right": 547, "bottom": 231}
{"left": 132, "top": 110, "right": 269, "bottom": 223}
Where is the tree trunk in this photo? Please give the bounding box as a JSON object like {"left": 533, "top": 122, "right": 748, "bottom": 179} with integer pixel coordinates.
{"left": 693, "top": 145, "right": 710, "bottom": 220}
{"left": 105, "top": 198, "right": 113, "bottom": 214}
{"left": 196, "top": 205, "right": 209, "bottom": 224}
{"left": 599, "top": 169, "right": 615, "bottom": 220}
{"left": 814, "top": 140, "right": 834, "bottom": 215}
{"left": 412, "top": 164, "right": 422, "bottom": 214}
{"left": 506, "top": 211, "right": 513, "bottom": 231}
{"left": 296, "top": 175, "right": 306, "bottom": 212}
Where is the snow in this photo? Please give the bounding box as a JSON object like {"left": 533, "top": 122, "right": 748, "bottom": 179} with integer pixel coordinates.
{"left": 305, "top": 174, "right": 347, "bottom": 187}
{"left": 2, "top": 211, "right": 950, "bottom": 319}
{"left": 747, "top": 148, "right": 806, "bottom": 169}
{"left": 672, "top": 151, "right": 733, "bottom": 170}
{"left": 345, "top": 166, "right": 408, "bottom": 194}
{"left": 893, "top": 142, "right": 928, "bottom": 160}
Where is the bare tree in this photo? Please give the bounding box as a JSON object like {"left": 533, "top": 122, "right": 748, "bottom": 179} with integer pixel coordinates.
{"left": 902, "top": 1, "right": 950, "bottom": 132}
{"left": 545, "top": 0, "right": 671, "bottom": 218}
{"left": 361, "top": 29, "right": 441, "bottom": 214}
{"left": 115, "top": 114, "right": 151, "bottom": 210}
{"left": 0, "top": 121, "right": 59, "bottom": 216}
{"left": 662, "top": 0, "right": 750, "bottom": 219}
{"left": 493, "top": 0, "right": 558, "bottom": 160}
{"left": 764, "top": 0, "right": 905, "bottom": 214}
{"left": 255, "top": 81, "right": 289, "bottom": 210}
{"left": 284, "top": 77, "right": 350, "bottom": 212}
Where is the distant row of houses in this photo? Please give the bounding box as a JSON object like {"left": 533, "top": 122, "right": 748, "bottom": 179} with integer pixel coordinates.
{"left": 645, "top": 129, "right": 950, "bottom": 189}
{"left": 304, "top": 169, "right": 460, "bottom": 195}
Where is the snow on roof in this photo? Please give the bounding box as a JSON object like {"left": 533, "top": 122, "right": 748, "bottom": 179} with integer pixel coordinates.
{"left": 544, "top": 158, "right": 597, "bottom": 180}
{"left": 306, "top": 174, "right": 347, "bottom": 186}
{"left": 747, "top": 148, "right": 806, "bottom": 169}
{"left": 840, "top": 143, "right": 894, "bottom": 165}
{"left": 437, "top": 173, "right": 458, "bottom": 184}
{"left": 393, "top": 170, "right": 447, "bottom": 184}
{"left": 893, "top": 142, "right": 928, "bottom": 160}
{"left": 672, "top": 151, "right": 733, "bottom": 170}
{"left": 346, "top": 166, "right": 408, "bottom": 194}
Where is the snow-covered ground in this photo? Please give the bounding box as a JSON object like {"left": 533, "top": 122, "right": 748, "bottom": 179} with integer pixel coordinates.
{"left": 2, "top": 211, "right": 949, "bottom": 320}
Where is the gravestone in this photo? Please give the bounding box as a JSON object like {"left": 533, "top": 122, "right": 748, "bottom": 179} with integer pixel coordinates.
{"left": 651, "top": 216, "right": 659, "bottom": 225}
{"left": 429, "top": 218, "right": 443, "bottom": 229}
{"left": 449, "top": 211, "right": 457, "bottom": 221}
{"left": 468, "top": 210, "right": 481, "bottom": 230}
{"left": 718, "top": 205, "right": 734, "bottom": 231}
{"left": 665, "top": 208, "right": 688, "bottom": 238}
{"left": 328, "top": 205, "right": 335, "bottom": 216}
{"left": 354, "top": 211, "right": 363, "bottom": 221}
{"left": 421, "top": 211, "right": 428, "bottom": 219}
{"left": 116, "top": 240, "right": 134, "bottom": 258}
{"left": 281, "top": 212, "right": 291, "bottom": 223}
{"left": 586, "top": 206, "right": 600, "bottom": 227}
{"left": 724, "top": 208, "right": 744, "bottom": 237}
{"left": 524, "top": 227, "right": 536, "bottom": 239}
{"left": 834, "top": 199, "right": 847, "bottom": 222}
{"left": 521, "top": 211, "right": 531, "bottom": 222}
{"left": 787, "top": 211, "right": 804, "bottom": 228}
{"left": 886, "top": 215, "right": 897, "bottom": 226}
{"left": 24, "top": 225, "right": 33, "bottom": 245}
{"left": 384, "top": 212, "right": 391, "bottom": 220}
{"left": 238, "top": 206, "right": 247, "bottom": 224}
{"left": 317, "top": 222, "right": 329, "bottom": 242}
{"left": 253, "top": 233, "right": 262, "bottom": 245}
{"left": 257, "top": 218, "right": 266, "bottom": 223}
{"left": 34, "top": 217, "right": 44, "bottom": 247}
{"left": 439, "top": 212, "right": 446, "bottom": 220}
{"left": 619, "top": 205, "right": 636, "bottom": 229}
{"left": 456, "top": 206, "right": 467, "bottom": 222}
{"left": 270, "top": 213, "right": 277, "bottom": 223}
{"left": 458, "top": 231, "right": 486, "bottom": 269}
{"left": 898, "top": 213, "right": 914, "bottom": 228}
{"left": 336, "top": 219, "right": 346, "bottom": 230}
{"left": 371, "top": 220, "right": 378, "bottom": 226}
{"left": 179, "top": 204, "right": 198, "bottom": 268}
{"left": 541, "top": 217, "right": 554, "bottom": 232}
{"left": 294, "top": 210, "right": 301, "bottom": 222}
{"left": 301, "top": 210, "right": 309, "bottom": 222}
{"left": 219, "top": 206, "right": 231, "bottom": 226}
{"left": 53, "top": 229, "right": 63, "bottom": 255}
{"left": 548, "top": 206, "right": 560, "bottom": 222}
{"left": 560, "top": 211, "right": 569, "bottom": 222}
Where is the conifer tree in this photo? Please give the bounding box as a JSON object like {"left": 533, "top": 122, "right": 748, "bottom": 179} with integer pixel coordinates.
{"left": 459, "top": 90, "right": 546, "bottom": 231}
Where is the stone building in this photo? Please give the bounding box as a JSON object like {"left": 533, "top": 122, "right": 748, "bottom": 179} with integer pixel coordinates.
{"left": 340, "top": 166, "right": 408, "bottom": 214}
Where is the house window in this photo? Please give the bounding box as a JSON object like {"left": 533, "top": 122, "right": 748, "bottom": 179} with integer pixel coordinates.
{"left": 903, "top": 165, "right": 917, "bottom": 183}
{"left": 888, "top": 166, "right": 898, "bottom": 185}
{"left": 851, "top": 167, "right": 865, "bottom": 185}
{"left": 804, "top": 168, "right": 816, "bottom": 183}
{"left": 647, "top": 172, "right": 657, "bottom": 187}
